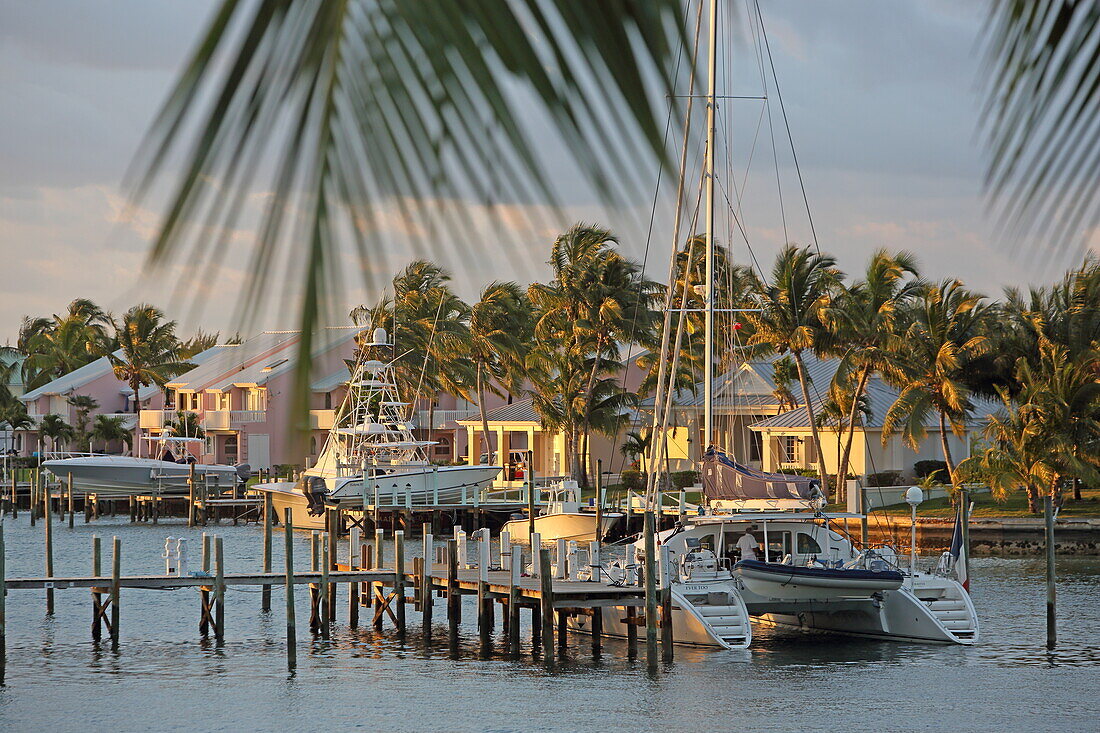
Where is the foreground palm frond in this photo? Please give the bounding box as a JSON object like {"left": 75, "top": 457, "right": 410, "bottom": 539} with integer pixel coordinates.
{"left": 131, "top": 0, "right": 690, "bottom": 427}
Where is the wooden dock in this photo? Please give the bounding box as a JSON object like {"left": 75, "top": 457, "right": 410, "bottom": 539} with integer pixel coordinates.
{"left": 0, "top": 505, "right": 672, "bottom": 679}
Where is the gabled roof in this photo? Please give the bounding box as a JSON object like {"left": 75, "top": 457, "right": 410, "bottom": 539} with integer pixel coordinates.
{"left": 640, "top": 352, "right": 839, "bottom": 411}
{"left": 749, "top": 376, "right": 998, "bottom": 432}
{"left": 457, "top": 400, "right": 541, "bottom": 425}
{"left": 21, "top": 343, "right": 229, "bottom": 403}
{"left": 311, "top": 368, "right": 351, "bottom": 393}
{"left": 168, "top": 330, "right": 357, "bottom": 392}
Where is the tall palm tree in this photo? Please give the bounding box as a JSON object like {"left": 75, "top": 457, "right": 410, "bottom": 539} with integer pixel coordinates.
{"left": 747, "top": 245, "right": 842, "bottom": 497}
{"left": 0, "top": 346, "right": 21, "bottom": 411}
{"left": 468, "top": 281, "right": 531, "bottom": 460}
{"left": 109, "top": 305, "right": 190, "bottom": 452}
{"left": 770, "top": 356, "right": 799, "bottom": 413}
{"left": 67, "top": 395, "right": 100, "bottom": 453}
{"left": 883, "top": 280, "right": 991, "bottom": 485}
{"left": 823, "top": 250, "right": 920, "bottom": 495}
{"left": 528, "top": 224, "right": 656, "bottom": 485}
{"left": 351, "top": 261, "right": 473, "bottom": 432}
{"left": 19, "top": 299, "right": 113, "bottom": 390}
{"left": 179, "top": 330, "right": 221, "bottom": 359}
{"left": 39, "top": 413, "right": 75, "bottom": 454}
{"left": 91, "top": 414, "right": 133, "bottom": 454}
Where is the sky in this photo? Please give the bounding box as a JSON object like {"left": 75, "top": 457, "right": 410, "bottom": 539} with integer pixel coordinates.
{"left": 0, "top": 0, "right": 1091, "bottom": 345}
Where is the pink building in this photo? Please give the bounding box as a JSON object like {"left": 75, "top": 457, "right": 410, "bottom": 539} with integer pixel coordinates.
{"left": 142, "top": 330, "right": 359, "bottom": 469}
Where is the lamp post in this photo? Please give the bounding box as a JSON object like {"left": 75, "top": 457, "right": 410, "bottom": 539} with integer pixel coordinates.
{"left": 905, "top": 486, "right": 923, "bottom": 588}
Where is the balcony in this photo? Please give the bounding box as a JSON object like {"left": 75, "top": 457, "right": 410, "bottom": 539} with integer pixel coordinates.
{"left": 139, "top": 409, "right": 176, "bottom": 430}
{"left": 203, "top": 410, "right": 267, "bottom": 431}
{"left": 310, "top": 409, "right": 335, "bottom": 430}
{"left": 414, "top": 408, "right": 479, "bottom": 429}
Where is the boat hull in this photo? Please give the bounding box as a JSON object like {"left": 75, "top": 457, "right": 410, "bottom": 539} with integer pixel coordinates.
{"left": 503, "top": 512, "right": 621, "bottom": 543}
{"left": 260, "top": 464, "right": 501, "bottom": 530}
{"left": 42, "top": 456, "right": 238, "bottom": 496}
{"left": 735, "top": 559, "right": 903, "bottom": 601}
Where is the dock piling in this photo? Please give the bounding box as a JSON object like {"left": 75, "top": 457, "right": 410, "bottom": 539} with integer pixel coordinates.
{"left": 261, "top": 493, "right": 272, "bottom": 612}
{"left": 214, "top": 536, "right": 225, "bottom": 641}
{"left": 643, "top": 510, "right": 658, "bottom": 666}
{"left": 110, "top": 536, "right": 121, "bottom": 646}
{"left": 394, "top": 530, "right": 406, "bottom": 635}
{"left": 44, "top": 482, "right": 54, "bottom": 614}
{"left": 1045, "top": 495, "right": 1057, "bottom": 649}
{"left": 446, "top": 538, "right": 459, "bottom": 634}
{"left": 284, "top": 508, "right": 297, "bottom": 670}
{"left": 320, "top": 538, "right": 330, "bottom": 640}
{"left": 421, "top": 525, "right": 433, "bottom": 634}
{"left": 67, "top": 473, "right": 74, "bottom": 528}
{"left": 538, "top": 550, "right": 555, "bottom": 662}
{"left": 91, "top": 535, "right": 102, "bottom": 641}
{"left": 348, "top": 526, "right": 360, "bottom": 629}
{"left": 507, "top": 545, "right": 521, "bottom": 655}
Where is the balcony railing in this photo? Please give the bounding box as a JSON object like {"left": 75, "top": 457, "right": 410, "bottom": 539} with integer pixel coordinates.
{"left": 414, "top": 408, "right": 479, "bottom": 429}
{"left": 203, "top": 410, "right": 267, "bottom": 430}
{"left": 140, "top": 409, "right": 197, "bottom": 430}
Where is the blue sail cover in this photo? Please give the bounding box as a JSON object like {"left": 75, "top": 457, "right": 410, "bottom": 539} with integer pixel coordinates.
{"left": 702, "top": 448, "right": 819, "bottom": 501}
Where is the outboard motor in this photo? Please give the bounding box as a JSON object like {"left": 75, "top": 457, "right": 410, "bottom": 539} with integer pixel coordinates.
{"left": 303, "top": 476, "right": 329, "bottom": 517}
{"left": 234, "top": 464, "right": 251, "bottom": 488}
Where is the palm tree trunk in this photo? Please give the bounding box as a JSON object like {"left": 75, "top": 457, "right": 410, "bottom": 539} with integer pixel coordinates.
{"left": 579, "top": 340, "right": 605, "bottom": 490}
{"left": 837, "top": 365, "right": 872, "bottom": 502}
{"left": 1026, "top": 484, "right": 1039, "bottom": 514}
{"left": 793, "top": 352, "right": 831, "bottom": 499}
{"left": 1050, "top": 474, "right": 1063, "bottom": 508}
{"left": 937, "top": 410, "right": 957, "bottom": 485}
{"left": 477, "top": 363, "right": 492, "bottom": 462}
{"left": 131, "top": 376, "right": 142, "bottom": 459}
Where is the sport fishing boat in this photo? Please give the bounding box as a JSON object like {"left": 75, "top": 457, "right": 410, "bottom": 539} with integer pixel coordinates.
{"left": 502, "top": 480, "right": 623, "bottom": 543}
{"left": 42, "top": 435, "right": 246, "bottom": 496}
{"left": 258, "top": 328, "right": 500, "bottom": 530}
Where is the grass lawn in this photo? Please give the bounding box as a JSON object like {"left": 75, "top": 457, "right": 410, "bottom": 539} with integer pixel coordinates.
{"left": 862, "top": 487, "right": 1100, "bottom": 518}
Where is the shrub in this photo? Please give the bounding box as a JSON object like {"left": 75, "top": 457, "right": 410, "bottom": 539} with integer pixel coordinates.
{"left": 914, "top": 460, "right": 948, "bottom": 480}
{"left": 620, "top": 469, "right": 646, "bottom": 491}
{"left": 866, "top": 471, "right": 904, "bottom": 487}
{"left": 671, "top": 470, "right": 700, "bottom": 490}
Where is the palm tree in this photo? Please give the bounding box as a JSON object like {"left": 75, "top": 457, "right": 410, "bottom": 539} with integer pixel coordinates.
{"left": 0, "top": 346, "right": 21, "bottom": 411}
{"left": 528, "top": 224, "right": 657, "bottom": 485}
{"left": 351, "top": 261, "right": 473, "bottom": 434}
{"left": 883, "top": 280, "right": 991, "bottom": 486}
{"left": 165, "top": 410, "right": 205, "bottom": 440}
{"left": 39, "top": 413, "right": 75, "bottom": 454}
{"left": 180, "top": 330, "right": 221, "bottom": 359}
{"left": 823, "top": 250, "right": 920, "bottom": 495}
{"left": 91, "top": 414, "right": 133, "bottom": 454}
{"left": 19, "top": 299, "right": 113, "bottom": 390}
{"left": 467, "top": 281, "right": 531, "bottom": 460}
{"left": 960, "top": 337, "right": 1100, "bottom": 513}
{"left": 66, "top": 395, "right": 100, "bottom": 453}
{"left": 109, "top": 305, "right": 191, "bottom": 452}
{"left": 747, "top": 245, "right": 843, "bottom": 497}
{"left": 770, "top": 356, "right": 799, "bottom": 413}
{"left": 619, "top": 430, "right": 652, "bottom": 470}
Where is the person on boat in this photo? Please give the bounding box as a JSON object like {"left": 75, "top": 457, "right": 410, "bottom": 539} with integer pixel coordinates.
{"left": 737, "top": 526, "right": 760, "bottom": 562}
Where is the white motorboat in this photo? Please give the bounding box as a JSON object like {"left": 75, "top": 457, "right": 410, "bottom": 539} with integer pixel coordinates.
{"left": 42, "top": 436, "right": 245, "bottom": 496}
{"left": 257, "top": 328, "right": 500, "bottom": 530}
{"left": 502, "top": 481, "right": 622, "bottom": 543}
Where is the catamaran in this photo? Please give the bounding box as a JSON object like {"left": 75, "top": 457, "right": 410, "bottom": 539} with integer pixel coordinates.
{"left": 572, "top": 0, "right": 978, "bottom": 649}
{"left": 258, "top": 327, "right": 500, "bottom": 530}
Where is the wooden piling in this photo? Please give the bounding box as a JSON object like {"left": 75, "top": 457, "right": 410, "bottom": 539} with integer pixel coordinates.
{"left": 446, "top": 538, "right": 460, "bottom": 634}
{"left": 44, "top": 481, "right": 54, "bottom": 614}
{"left": 1, "top": 518, "right": 6, "bottom": 674}
{"left": 284, "top": 507, "right": 297, "bottom": 669}
{"left": 527, "top": 476, "right": 536, "bottom": 540}
{"left": 538, "top": 550, "right": 555, "bottom": 662}
{"left": 214, "top": 536, "right": 225, "bottom": 641}
{"left": 348, "top": 527, "right": 359, "bottom": 629}
{"left": 29, "top": 469, "right": 36, "bottom": 527}
{"left": 372, "top": 529, "right": 385, "bottom": 631}
{"left": 200, "top": 533, "right": 211, "bottom": 635}
{"left": 659, "top": 545, "right": 673, "bottom": 662}
{"left": 477, "top": 530, "right": 490, "bottom": 646}
{"left": 310, "top": 531, "right": 320, "bottom": 633}
{"left": 327, "top": 509, "right": 339, "bottom": 619}
{"left": 421, "top": 525, "right": 434, "bottom": 634}
{"left": 10, "top": 473, "right": 16, "bottom": 518}
{"left": 262, "top": 493, "right": 272, "bottom": 612}
{"left": 394, "top": 530, "right": 406, "bottom": 635}
{"left": 1045, "top": 494, "right": 1057, "bottom": 649}
{"left": 643, "top": 510, "right": 658, "bottom": 665}
{"left": 187, "top": 464, "right": 196, "bottom": 527}
{"left": 91, "top": 535, "right": 102, "bottom": 641}
{"left": 67, "top": 473, "right": 74, "bottom": 528}
{"left": 320, "top": 539, "right": 330, "bottom": 640}
{"left": 110, "top": 536, "right": 120, "bottom": 645}
{"left": 508, "top": 545, "right": 521, "bottom": 655}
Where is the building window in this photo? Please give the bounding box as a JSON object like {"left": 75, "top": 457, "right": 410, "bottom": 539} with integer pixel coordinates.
{"left": 780, "top": 435, "right": 800, "bottom": 464}
{"left": 216, "top": 393, "right": 231, "bottom": 411}
{"left": 310, "top": 436, "right": 317, "bottom": 455}
{"left": 749, "top": 431, "right": 763, "bottom": 462}
{"left": 324, "top": 392, "right": 332, "bottom": 410}
{"left": 434, "top": 437, "right": 451, "bottom": 456}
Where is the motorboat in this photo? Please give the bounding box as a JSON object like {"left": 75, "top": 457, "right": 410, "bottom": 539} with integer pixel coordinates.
{"left": 257, "top": 328, "right": 500, "bottom": 530}
{"left": 502, "top": 480, "right": 622, "bottom": 543}
{"left": 42, "top": 435, "right": 246, "bottom": 496}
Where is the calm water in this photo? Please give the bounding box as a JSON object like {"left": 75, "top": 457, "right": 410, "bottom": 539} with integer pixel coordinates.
{"left": 0, "top": 517, "right": 1097, "bottom": 732}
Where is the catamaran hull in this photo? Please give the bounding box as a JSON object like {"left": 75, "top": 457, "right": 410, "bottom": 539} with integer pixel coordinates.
{"left": 503, "top": 513, "right": 622, "bottom": 543}
{"left": 42, "top": 456, "right": 239, "bottom": 496}
{"left": 260, "top": 464, "right": 501, "bottom": 530}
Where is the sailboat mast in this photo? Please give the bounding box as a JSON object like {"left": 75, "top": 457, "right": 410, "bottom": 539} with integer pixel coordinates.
{"left": 703, "top": 0, "right": 718, "bottom": 453}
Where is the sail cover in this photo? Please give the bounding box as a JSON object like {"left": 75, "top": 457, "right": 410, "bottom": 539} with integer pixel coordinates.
{"left": 702, "top": 448, "right": 819, "bottom": 500}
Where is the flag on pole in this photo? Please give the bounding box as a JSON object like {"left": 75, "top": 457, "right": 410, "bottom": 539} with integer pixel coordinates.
{"left": 949, "top": 505, "right": 969, "bottom": 592}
